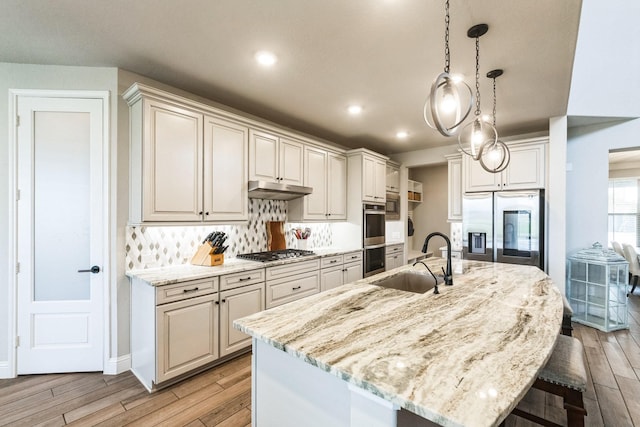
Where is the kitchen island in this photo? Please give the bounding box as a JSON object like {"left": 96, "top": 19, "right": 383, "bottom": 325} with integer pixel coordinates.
{"left": 234, "top": 258, "right": 563, "bottom": 427}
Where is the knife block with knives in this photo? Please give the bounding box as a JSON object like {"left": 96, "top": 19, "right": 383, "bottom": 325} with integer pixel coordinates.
{"left": 190, "top": 231, "right": 228, "bottom": 266}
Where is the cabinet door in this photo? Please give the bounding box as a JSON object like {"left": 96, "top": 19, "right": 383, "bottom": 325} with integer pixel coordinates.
{"left": 374, "top": 159, "right": 387, "bottom": 200}
{"left": 321, "top": 265, "right": 344, "bottom": 292}
{"left": 463, "top": 154, "right": 501, "bottom": 193}
{"left": 143, "top": 99, "right": 203, "bottom": 221}
{"left": 304, "top": 146, "right": 328, "bottom": 220}
{"left": 448, "top": 157, "right": 463, "bottom": 221}
{"left": 362, "top": 156, "right": 377, "bottom": 202}
{"left": 204, "top": 116, "right": 248, "bottom": 221}
{"left": 249, "top": 129, "right": 278, "bottom": 182}
{"left": 343, "top": 261, "right": 363, "bottom": 283}
{"left": 327, "top": 153, "right": 347, "bottom": 219}
{"left": 503, "top": 144, "right": 545, "bottom": 190}
{"left": 220, "top": 283, "right": 265, "bottom": 357}
{"left": 279, "top": 137, "right": 304, "bottom": 185}
{"left": 385, "top": 254, "right": 402, "bottom": 271}
{"left": 156, "top": 293, "right": 219, "bottom": 383}
{"left": 386, "top": 164, "right": 400, "bottom": 193}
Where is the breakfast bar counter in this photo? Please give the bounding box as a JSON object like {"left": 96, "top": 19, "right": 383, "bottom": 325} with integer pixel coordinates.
{"left": 234, "top": 258, "right": 563, "bottom": 427}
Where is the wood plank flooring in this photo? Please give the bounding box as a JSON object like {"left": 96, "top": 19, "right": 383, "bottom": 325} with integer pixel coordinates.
{"left": 1, "top": 295, "right": 639, "bottom": 426}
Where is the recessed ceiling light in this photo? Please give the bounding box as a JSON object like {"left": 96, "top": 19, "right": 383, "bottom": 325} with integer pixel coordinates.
{"left": 255, "top": 51, "right": 277, "bottom": 67}
{"left": 348, "top": 105, "right": 363, "bottom": 115}
{"left": 396, "top": 131, "right": 409, "bottom": 139}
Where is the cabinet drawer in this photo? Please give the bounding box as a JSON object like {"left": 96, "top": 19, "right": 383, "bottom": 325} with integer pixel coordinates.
{"left": 156, "top": 278, "right": 218, "bottom": 305}
{"left": 266, "top": 271, "right": 320, "bottom": 309}
{"left": 343, "top": 251, "right": 363, "bottom": 263}
{"left": 386, "top": 244, "right": 403, "bottom": 255}
{"left": 321, "top": 255, "right": 343, "bottom": 268}
{"left": 220, "top": 268, "right": 265, "bottom": 291}
{"left": 266, "top": 259, "right": 320, "bottom": 281}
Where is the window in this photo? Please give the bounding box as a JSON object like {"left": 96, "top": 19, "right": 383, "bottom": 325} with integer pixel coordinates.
{"left": 608, "top": 178, "right": 639, "bottom": 246}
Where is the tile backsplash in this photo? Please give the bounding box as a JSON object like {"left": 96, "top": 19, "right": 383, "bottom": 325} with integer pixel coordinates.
{"left": 126, "top": 199, "right": 332, "bottom": 270}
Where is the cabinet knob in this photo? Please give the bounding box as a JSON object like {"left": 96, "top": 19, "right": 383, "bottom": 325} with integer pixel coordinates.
{"left": 198, "top": 211, "right": 203, "bottom": 215}
{"left": 221, "top": 299, "right": 226, "bottom": 303}
{"left": 205, "top": 212, "right": 210, "bottom": 216}
{"left": 215, "top": 301, "right": 220, "bottom": 305}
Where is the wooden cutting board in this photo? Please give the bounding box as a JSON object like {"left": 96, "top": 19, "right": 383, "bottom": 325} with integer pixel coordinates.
{"left": 267, "top": 221, "right": 286, "bottom": 250}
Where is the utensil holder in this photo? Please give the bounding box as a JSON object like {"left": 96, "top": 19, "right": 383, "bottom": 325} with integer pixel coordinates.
{"left": 296, "top": 239, "right": 308, "bottom": 250}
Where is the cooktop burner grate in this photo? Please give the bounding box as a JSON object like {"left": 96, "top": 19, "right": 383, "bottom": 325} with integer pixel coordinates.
{"left": 236, "top": 249, "right": 315, "bottom": 262}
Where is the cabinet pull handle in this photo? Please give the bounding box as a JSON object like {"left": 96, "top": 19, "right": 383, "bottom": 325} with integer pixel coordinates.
{"left": 350, "top": 256, "right": 357, "bottom": 259}
{"left": 342, "top": 269, "right": 347, "bottom": 272}
{"left": 238, "top": 277, "right": 252, "bottom": 281}
{"left": 215, "top": 301, "right": 219, "bottom": 305}
{"left": 329, "top": 260, "right": 338, "bottom": 264}
{"left": 183, "top": 287, "right": 199, "bottom": 293}
{"left": 221, "top": 299, "right": 226, "bottom": 303}
{"left": 292, "top": 286, "right": 301, "bottom": 291}
{"left": 198, "top": 211, "right": 203, "bottom": 215}
{"left": 205, "top": 212, "right": 210, "bottom": 216}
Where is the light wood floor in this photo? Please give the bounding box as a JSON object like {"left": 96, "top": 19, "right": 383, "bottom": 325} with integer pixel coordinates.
{"left": 1, "top": 296, "right": 639, "bottom": 427}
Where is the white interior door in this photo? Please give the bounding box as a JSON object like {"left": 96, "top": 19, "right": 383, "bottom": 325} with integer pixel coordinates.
{"left": 16, "top": 96, "right": 105, "bottom": 374}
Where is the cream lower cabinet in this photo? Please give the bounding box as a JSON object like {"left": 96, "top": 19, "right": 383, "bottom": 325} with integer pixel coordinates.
{"left": 156, "top": 292, "right": 219, "bottom": 384}
{"left": 219, "top": 268, "right": 265, "bottom": 357}
{"left": 219, "top": 283, "right": 265, "bottom": 357}
{"left": 266, "top": 259, "right": 320, "bottom": 308}
{"left": 320, "top": 251, "right": 363, "bottom": 291}
{"left": 385, "top": 244, "right": 404, "bottom": 271}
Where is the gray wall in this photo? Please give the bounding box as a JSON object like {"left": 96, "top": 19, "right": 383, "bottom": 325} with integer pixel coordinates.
{"left": 408, "top": 164, "right": 449, "bottom": 254}
{"left": 0, "top": 63, "right": 119, "bottom": 365}
{"left": 566, "top": 119, "right": 640, "bottom": 255}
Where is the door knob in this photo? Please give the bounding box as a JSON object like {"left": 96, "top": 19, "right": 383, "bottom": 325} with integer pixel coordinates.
{"left": 78, "top": 266, "right": 101, "bottom": 274}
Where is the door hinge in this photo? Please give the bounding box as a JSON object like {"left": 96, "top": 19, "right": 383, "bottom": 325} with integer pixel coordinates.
{"left": 15, "top": 336, "right": 20, "bottom": 347}
{"left": 16, "top": 262, "right": 20, "bottom": 274}
{"left": 16, "top": 115, "right": 20, "bottom": 127}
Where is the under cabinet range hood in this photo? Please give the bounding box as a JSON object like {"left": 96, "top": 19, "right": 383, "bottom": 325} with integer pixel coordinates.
{"left": 247, "top": 180, "right": 312, "bottom": 201}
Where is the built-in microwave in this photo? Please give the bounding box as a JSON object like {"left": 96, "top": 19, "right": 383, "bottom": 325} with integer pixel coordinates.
{"left": 385, "top": 192, "right": 400, "bottom": 220}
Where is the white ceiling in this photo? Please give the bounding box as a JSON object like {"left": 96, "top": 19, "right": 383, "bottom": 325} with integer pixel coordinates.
{"left": 1, "top": 0, "right": 582, "bottom": 155}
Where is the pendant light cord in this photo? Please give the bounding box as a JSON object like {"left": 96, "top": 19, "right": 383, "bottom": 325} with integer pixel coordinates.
{"left": 444, "top": 0, "right": 450, "bottom": 74}
{"left": 474, "top": 36, "right": 481, "bottom": 117}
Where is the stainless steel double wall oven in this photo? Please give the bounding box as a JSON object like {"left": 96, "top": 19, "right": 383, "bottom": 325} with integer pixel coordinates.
{"left": 363, "top": 203, "right": 386, "bottom": 277}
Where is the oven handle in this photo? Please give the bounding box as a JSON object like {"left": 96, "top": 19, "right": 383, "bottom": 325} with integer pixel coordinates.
{"left": 364, "top": 210, "right": 386, "bottom": 215}
{"left": 364, "top": 243, "right": 386, "bottom": 249}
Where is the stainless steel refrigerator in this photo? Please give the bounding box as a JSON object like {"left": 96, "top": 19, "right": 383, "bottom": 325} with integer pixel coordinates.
{"left": 462, "top": 190, "right": 544, "bottom": 269}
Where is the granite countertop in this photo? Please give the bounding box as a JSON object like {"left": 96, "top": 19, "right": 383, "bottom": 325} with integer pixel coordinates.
{"left": 127, "top": 246, "right": 364, "bottom": 286}
{"left": 234, "top": 258, "right": 563, "bottom": 427}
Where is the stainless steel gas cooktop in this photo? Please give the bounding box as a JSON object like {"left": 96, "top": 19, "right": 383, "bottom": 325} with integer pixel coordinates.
{"left": 236, "top": 249, "right": 315, "bottom": 262}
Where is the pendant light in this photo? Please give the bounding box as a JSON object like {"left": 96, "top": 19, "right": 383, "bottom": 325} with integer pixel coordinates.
{"left": 423, "top": 0, "right": 473, "bottom": 137}
{"left": 479, "top": 69, "right": 511, "bottom": 173}
{"left": 457, "top": 24, "right": 497, "bottom": 160}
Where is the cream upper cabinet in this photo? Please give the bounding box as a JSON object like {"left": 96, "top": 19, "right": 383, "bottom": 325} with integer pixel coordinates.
{"left": 363, "top": 155, "right": 387, "bottom": 202}
{"left": 463, "top": 140, "right": 547, "bottom": 193}
{"left": 249, "top": 129, "right": 303, "bottom": 185}
{"left": 446, "top": 154, "right": 463, "bottom": 221}
{"left": 327, "top": 152, "right": 347, "bottom": 219}
{"left": 203, "top": 115, "right": 248, "bottom": 221}
{"left": 134, "top": 98, "right": 204, "bottom": 222}
{"left": 125, "top": 84, "right": 249, "bottom": 224}
{"left": 289, "top": 148, "right": 346, "bottom": 221}
{"left": 386, "top": 162, "right": 400, "bottom": 193}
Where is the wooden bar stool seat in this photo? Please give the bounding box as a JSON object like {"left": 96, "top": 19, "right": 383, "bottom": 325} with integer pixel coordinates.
{"left": 511, "top": 335, "right": 587, "bottom": 427}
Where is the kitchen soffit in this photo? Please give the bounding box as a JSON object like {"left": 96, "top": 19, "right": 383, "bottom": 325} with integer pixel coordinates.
{"left": 0, "top": 0, "right": 581, "bottom": 155}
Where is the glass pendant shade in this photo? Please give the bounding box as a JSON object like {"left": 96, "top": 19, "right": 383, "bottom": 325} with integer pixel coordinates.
{"left": 424, "top": 73, "right": 473, "bottom": 137}
{"left": 479, "top": 139, "right": 510, "bottom": 173}
{"left": 457, "top": 116, "right": 497, "bottom": 160}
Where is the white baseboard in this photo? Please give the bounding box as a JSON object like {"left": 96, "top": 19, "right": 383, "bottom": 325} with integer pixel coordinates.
{"left": 104, "top": 354, "right": 131, "bottom": 375}
{"left": 0, "top": 361, "right": 12, "bottom": 378}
